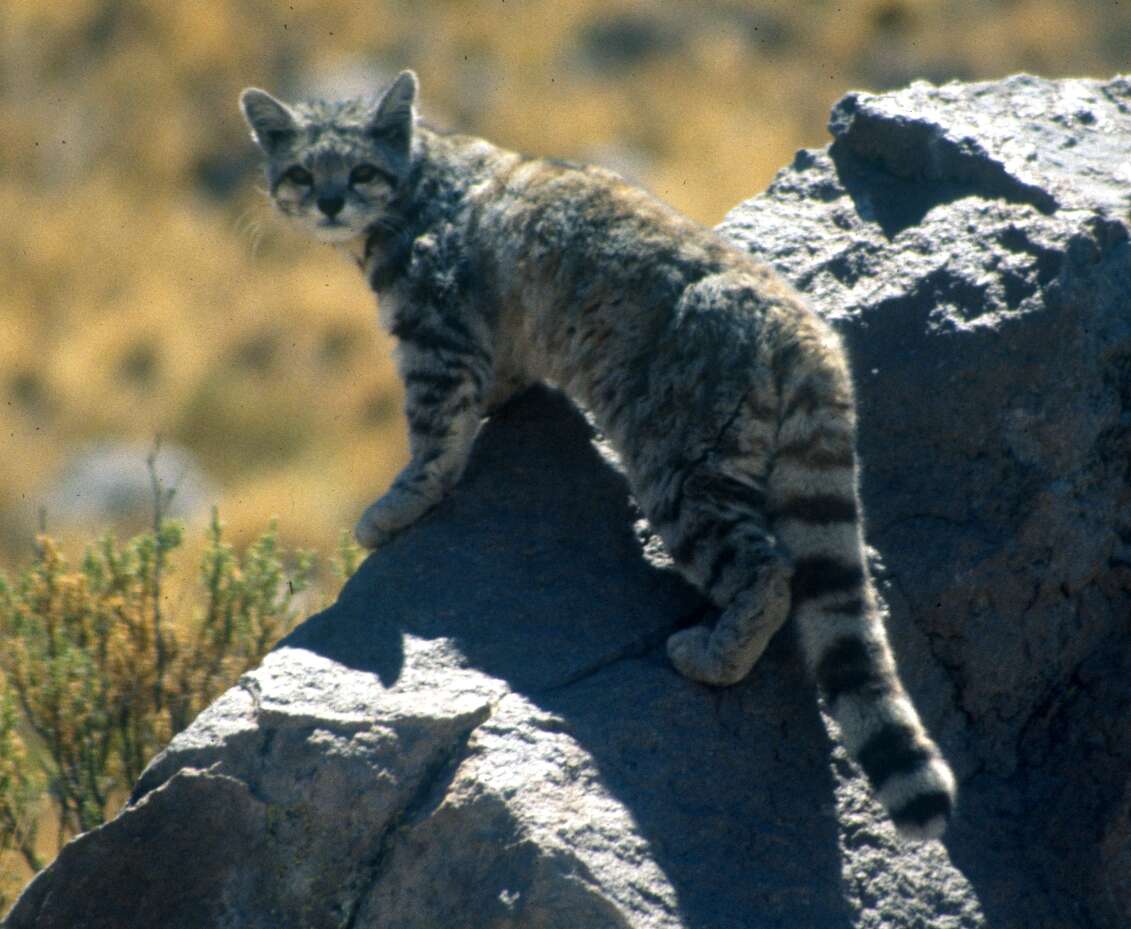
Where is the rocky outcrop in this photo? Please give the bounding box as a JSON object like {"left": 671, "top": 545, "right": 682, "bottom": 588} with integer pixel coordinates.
{"left": 719, "top": 73, "right": 1131, "bottom": 929}
{"left": 5, "top": 74, "right": 1130, "bottom": 929}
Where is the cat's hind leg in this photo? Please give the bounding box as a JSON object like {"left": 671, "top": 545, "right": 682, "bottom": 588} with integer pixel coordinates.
{"left": 666, "top": 557, "right": 792, "bottom": 686}
{"left": 660, "top": 460, "right": 793, "bottom": 686}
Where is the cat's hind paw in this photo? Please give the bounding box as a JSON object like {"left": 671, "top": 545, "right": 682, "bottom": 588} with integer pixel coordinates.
{"left": 666, "top": 625, "right": 746, "bottom": 687}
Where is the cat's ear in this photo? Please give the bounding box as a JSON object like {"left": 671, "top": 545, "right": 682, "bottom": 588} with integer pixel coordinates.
{"left": 367, "top": 70, "right": 417, "bottom": 152}
{"left": 240, "top": 88, "right": 299, "bottom": 154}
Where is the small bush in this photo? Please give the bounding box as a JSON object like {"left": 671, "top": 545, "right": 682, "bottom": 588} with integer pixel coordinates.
{"left": 0, "top": 507, "right": 362, "bottom": 909}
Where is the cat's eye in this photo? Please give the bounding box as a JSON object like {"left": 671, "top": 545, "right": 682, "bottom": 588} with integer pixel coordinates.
{"left": 349, "top": 163, "right": 382, "bottom": 185}
{"left": 283, "top": 165, "right": 314, "bottom": 186}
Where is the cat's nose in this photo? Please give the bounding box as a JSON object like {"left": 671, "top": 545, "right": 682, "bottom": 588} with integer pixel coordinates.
{"left": 317, "top": 195, "right": 345, "bottom": 218}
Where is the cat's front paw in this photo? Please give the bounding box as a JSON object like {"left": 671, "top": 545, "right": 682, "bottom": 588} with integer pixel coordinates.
{"left": 353, "top": 488, "right": 437, "bottom": 550}
{"left": 353, "top": 498, "right": 411, "bottom": 550}
{"left": 353, "top": 511, "right": 398, "bottom": 550}
{"left": 666, "top": 626, "right": 745, "bottom": 687}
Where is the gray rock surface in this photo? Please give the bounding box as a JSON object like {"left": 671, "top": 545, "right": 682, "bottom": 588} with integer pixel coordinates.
{"left": 5, "top": 73, "right": 1130, "bottom": 929}
{"left": 720, "top": 73, "right": 1131, "bottom": 929}
{"left": 4, "top": 391, "right": 984, "bottom": 929}
{"left": 43, "top": 440, "right": 215, "bottom": 528}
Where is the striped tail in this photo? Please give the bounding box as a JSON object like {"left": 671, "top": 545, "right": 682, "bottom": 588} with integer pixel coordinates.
{"left": 769, "top": 328, "right": 956, "bottom": 839}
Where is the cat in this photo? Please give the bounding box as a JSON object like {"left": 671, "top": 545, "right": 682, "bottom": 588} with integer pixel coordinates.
{"left": 240, "top": 70, "right": 957, "bottom": 839}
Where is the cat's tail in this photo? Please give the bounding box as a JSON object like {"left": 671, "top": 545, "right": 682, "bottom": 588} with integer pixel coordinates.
{"left": 768, "top": 326, "right": 956, "bottom": 840}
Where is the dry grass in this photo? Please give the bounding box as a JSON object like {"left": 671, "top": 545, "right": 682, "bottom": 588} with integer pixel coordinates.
{"left": 1, "top": 0, "right": 1127, "bottom": 569}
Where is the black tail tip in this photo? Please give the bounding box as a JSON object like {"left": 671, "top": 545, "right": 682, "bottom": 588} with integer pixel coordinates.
{"left": 891, "top": 790, "right": 954, "bottom": 841}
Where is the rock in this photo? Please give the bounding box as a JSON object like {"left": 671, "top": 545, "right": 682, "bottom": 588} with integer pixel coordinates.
{"left": 720, "top": 72, "right": 1131, "bottom": 929}
{"left": 5, "top": 74, "right": 1130, "bottom": 929}
{"left": 43, "top": 440, "right": 215, "bottom": 530}
{"left": 2, "top": 390, "right": 984, "bottom": 929}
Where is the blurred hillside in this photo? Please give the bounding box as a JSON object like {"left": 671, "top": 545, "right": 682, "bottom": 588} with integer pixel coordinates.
{"left": 1, "top": 0, "right": 1129, "bottom": 566}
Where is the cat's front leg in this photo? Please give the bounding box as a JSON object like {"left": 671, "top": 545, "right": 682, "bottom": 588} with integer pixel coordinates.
{"left": 355, "top": 330, "right": 491, "bottom": 549}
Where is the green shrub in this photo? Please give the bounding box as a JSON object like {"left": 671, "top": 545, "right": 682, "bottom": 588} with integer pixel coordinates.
{"left": 0, "top": 507, "right": 362, "bottom": 909}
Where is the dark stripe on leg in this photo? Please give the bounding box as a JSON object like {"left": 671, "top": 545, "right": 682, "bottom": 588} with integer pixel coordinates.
{"left": 856, "top": 724, "right": 935, "bottom": 791}
{"left": 703, "top": 544, "right": 739, "bottom": 595}
{"left": 407, "top": 409, "right": 451, "bottom": 438}
{"left": 774, "top": 441, "right": 855, "bottom": 469}
{"left": 404, "top": 369, "right": 466, "bottom": 393}
{"left": 815, "top": 636, "right": 891, "bottom": 705}
{"left": 782, "top": 380, "right": 823, "bottom": 419}
{"left": 672, "top": 512, "right": 745, "bottom": 565}
{"left": 651, "top": 481, "right": 685, "bottom": 526}
{"left": 394, "top": 319, "right": 492, "bottom": 368}
{"left": 671, "top": 522, "right": 717, "bottom": 566}
{"left": 695, "top": 473, "right": 767, "bottom": 514}
{"left": 791, "top": 556, "right": 863, "bottom": 603}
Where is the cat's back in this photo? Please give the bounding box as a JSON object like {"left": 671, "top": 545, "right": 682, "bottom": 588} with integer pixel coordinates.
{"left": 486, "top": 153, "right": 730, "bottom": 275}
{"left": 423, "top": 127, "right": 790, "bottom": 316}
{"left": 420, "top": 126, "right": 818, "bottom": 398}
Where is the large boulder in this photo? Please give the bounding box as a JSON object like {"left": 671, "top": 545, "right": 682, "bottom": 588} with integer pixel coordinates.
{"left": 719, "top": 72, "right": 1131, "bottom": 929}
{"left": 5, "top": 73, "right": 1129, "bottom": 929}
{"left": 1, "top": 390, "right": 985, "bottom": 929}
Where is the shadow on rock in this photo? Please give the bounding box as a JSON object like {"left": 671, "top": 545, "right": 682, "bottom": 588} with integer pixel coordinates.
{"left": 281, "top": 388, "right": 944, "bottom": 929}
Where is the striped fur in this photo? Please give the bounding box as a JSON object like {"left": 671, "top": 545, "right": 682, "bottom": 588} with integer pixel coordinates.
{"left": 241, "top": 71, "right": 957, "bottom": 839}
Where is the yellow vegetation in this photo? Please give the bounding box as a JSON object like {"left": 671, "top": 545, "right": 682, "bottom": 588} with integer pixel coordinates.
{"left": 1, "top": 0, "right": 1126, "bottom": 566}
{"left": 0, "top": 503, "right": 361, "bottom": 905}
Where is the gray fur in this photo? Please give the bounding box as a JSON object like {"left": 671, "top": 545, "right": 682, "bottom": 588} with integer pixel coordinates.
{"left": 241, "top": 70, "right": 957, "bottom": 840}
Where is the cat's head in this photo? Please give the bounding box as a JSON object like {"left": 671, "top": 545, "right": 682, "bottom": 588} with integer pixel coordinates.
{"left": 239, "top": 70, "right": 417, "bottom": 244}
